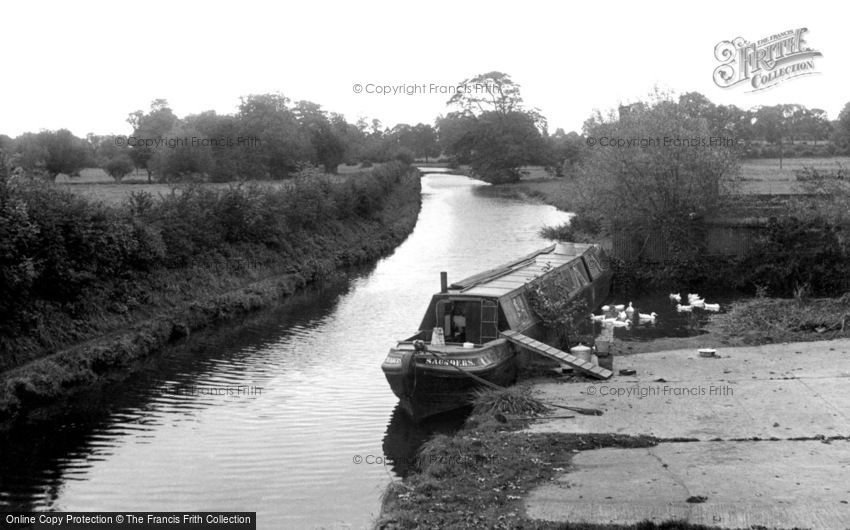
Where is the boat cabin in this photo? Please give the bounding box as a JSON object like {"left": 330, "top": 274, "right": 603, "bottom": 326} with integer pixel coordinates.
{"left": 406, "top": 243, "right": 610, "bottom": 347}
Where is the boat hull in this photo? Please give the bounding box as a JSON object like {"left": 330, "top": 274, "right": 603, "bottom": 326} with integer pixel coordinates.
{"left": 381, "top": 339, "right": 516, "bottom": 419}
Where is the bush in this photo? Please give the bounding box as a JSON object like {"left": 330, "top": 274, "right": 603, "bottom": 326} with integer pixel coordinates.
{"left": 738, "top": 217, "right": 850, "bottom": 296}
{"left": 104, "top": 155, "right": 135, "bottom": 181}
{"left": 0, "top": 161, "right": 413, "bottom": 339}
{"left": 393, "top": 147, "right": 415, "bottom": 165}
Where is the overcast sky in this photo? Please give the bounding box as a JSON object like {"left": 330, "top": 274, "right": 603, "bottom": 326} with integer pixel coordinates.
{"left": 2, "top": 0, "right": 845, "bottom": 137}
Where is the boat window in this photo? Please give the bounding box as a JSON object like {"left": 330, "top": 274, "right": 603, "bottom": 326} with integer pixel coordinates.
{"left": 572, "top": 264, "right": 590, "bottom": 286}
{"left": 592, "top": 247, "right": 609, "bottom": 270}
{"left": 510, "top": 294, "right": 533, "bottom": 327}
{"left": 584, "top": 252, "right": 602, "bottom": 277}
{"left": 559, "top": 269, "right": 577, "bottom": 292}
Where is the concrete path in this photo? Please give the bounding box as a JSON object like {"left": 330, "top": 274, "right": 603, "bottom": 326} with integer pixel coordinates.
{"left": 526, "top": 440, "right": 850, "bottom": 529}
{"left": 523, "top": 339, "right": 850, "bottom": 528}
{"left": 527, "top": 339, "right": 850, "bottom": 439}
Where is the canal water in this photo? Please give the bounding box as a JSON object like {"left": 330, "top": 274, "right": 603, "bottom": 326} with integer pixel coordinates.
{"left": 0, "top": 172, "right": 574, "bottom": 529}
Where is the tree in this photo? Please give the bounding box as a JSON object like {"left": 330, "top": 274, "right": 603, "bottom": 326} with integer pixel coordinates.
{"left": 127, "top": 100, "right": 179, "bottom": 182}
{"left": 752, "top": 105, "right": 789, "bottom": 168}
{"left": 678, "top": 92, "right": 754, "bottom": 140}
{"left": 578, "top": 91, "right": 741, "bottom": 254}
{"left": 12, "top": 130, "right": 88, "bottom": 178}
{"left": 545, "top": 129, "right": 584, "bottom": 177}
{"left": 293, "top": 100, "right": 347, "bottom": 173}
{"left": 238, "top": 93, "right": 309, "bottom": 178}
{"left": 105, "top": 154, "right": 134, "bottom": 181}
{"left": 835, "top": 102, "right": 850, "bottom": 153}
{"left": 438, "top": 110, "right": 546, "bottom": 183}
{"left": 450, "top": 71, "right": 522, "bottom": 117}
{"left": 411, "top": 123, "right": 440, "bottom": 162}
{"left": 0, "top": 134, "right": 12, "bottom": 179}
{"left": 184, "top": 111, "right": 243, "bottom": 181}
{"left": 438, "top": 71, "right": 547, "bottom": 183}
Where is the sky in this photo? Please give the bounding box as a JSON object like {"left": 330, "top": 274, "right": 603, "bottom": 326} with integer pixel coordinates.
{"left": 1, "top": 0, "right": 846, "bottom": 138}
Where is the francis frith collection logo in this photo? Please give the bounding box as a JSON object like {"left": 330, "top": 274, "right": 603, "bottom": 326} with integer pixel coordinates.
{"left": 713, "top": 28, "right": 822, "bottom": 91}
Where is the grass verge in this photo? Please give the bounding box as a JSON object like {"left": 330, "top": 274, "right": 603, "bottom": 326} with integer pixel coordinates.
{"left": 710, "top": 295, "right": 850, "bottom": 345}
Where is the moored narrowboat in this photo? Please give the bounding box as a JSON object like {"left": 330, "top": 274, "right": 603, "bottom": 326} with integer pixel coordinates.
{"left": 381, "top": 243, "right": 612, "bottom": 419}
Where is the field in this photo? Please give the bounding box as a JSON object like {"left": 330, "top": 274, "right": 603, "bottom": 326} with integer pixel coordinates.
{"left": 737, "top": 156, "right": 850, "bottom": 194}
{"left": 504, "top": 158, "right": 850, "bottom": 206}
{"left": 55, "top": 157, "right": 850, "bottom": 206}
{"left": 55, "top": 165, "right": 372, "bottom": 205}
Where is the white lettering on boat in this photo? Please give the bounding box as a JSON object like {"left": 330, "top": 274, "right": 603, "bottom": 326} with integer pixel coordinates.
{"left": 422, "top": 358, "right": 477, "bottom": 367}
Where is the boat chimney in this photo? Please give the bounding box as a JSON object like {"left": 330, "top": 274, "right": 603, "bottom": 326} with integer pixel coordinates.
{"left": 440, "top": 272, "right": 448, "bottom": 293}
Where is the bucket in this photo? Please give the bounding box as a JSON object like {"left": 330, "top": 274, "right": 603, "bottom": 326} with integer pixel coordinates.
{"left": 570, "top": 344, "right": 593, "bottom": 363}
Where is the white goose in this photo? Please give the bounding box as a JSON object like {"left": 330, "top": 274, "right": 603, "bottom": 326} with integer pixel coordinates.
{"left": 590, "top": 314, "right": 606, "bottom": 322}
{"left": 614, "top": 304, "right": 625, "bottom": 312}
{"left": 703, "top": 303, "right": 720, "bottom": 311}
{"left": 617, "top": 310, "right": 628, "bottom": 321}
{"left": 638, "top": 312, "right": 657, "bottom": 322}
{"left": 676, "top": 304, "right": 693, "bottom": 312}
{"left": 625, "top": 302, "right": 635, "bottom": 316}
{"left": 690, "top": 298, "right": 705, "bottom": 307}
{"left": 609, "top": 319, "right": 631, "bottom": 328}
{"left": 669, "top": 293, "right": 681, "bottom": 302}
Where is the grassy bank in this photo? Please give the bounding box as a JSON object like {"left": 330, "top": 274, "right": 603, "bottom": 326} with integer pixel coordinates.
{"left": 481, "top": 168, "right": 580, "bottom": 212}
{"left": 710, "top": 295, "right": 850, "bottom": 345}
{"left": 0, "top": 163, "right": 422, "bottom": 425}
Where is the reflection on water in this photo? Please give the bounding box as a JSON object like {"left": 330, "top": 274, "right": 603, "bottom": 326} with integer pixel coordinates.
{"left": 0, "top": 173, "right": 572, "bottom": 529}
{"left": 381, "top": 404, "right": 470, "bottom": 478}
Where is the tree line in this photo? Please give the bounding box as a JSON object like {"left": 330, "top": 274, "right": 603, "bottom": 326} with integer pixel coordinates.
{"left": 2, "top": 73, "right": 850, "bottom": 184}
{"left": 0, "top": 96, "right": 439, "bottom": 183}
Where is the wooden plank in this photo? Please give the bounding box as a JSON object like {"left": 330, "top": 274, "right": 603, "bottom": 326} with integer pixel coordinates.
{"left": 501, "top": 330, "right": 612, "bottom": 380}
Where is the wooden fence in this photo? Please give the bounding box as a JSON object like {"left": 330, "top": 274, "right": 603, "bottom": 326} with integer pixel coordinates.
{"left": 611, "top": 217, "right": 770, "bottom": 261}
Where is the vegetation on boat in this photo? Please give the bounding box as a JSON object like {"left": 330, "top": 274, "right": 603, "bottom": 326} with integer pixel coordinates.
{"left": 527, "top": 267, "right": 593, "bottom": 349}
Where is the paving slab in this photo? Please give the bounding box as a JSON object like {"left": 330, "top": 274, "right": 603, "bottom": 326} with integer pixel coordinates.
{"left": 527, "top": 339, "right": 850, "bottom": 440}
{"left": 525, "top": 440, "right": 850, "bottom": 529}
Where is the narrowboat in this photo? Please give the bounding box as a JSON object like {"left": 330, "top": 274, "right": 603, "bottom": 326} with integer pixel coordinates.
{"left": 381, "top": 243, "right": 612, "bottom": 419}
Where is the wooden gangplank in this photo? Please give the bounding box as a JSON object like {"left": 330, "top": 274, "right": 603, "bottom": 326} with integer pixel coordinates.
{"left": 501, "top": 330, "right": 612, "bottom": 380}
